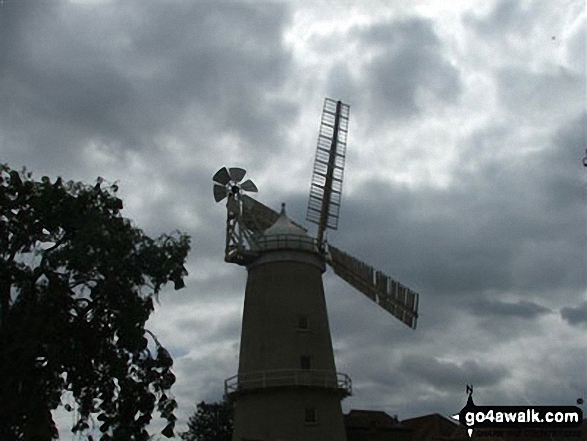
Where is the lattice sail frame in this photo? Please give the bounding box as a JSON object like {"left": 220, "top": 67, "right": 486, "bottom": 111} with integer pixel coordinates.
{"left": 328, "top": 245, "right": 419, "bottom": 329}
{"left": 307, "top": 98, "right": 350, "bottom": 244}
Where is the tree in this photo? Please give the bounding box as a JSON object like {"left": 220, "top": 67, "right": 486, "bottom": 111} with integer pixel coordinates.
{"left": 0, "top": 164, "right": 191, "bottom": 440}
{"left": 181, "top": 398, "right": 234, "bottom": 441}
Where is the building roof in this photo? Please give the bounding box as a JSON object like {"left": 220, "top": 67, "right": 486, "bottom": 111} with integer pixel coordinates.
{"left": 345, "top": 409, "right": 401, "bottom": 428}
{"left": 344, "top": 411, "right": 586, "bottom": 441}
{"left": 345, "top": 409, "right": 411, "bottom": 441}
{"left": 401, "top": 413, "right": 467, "bottom": 441}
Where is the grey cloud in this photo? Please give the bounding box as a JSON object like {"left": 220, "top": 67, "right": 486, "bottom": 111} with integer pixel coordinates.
{"left": 540, "top": 112, "right": 587, "bottom": 204}
{"left": 521, "top": 348, "right": 587, "bottom": 405}
{"left": 463, "top": 0, "right": 538, "bottom": 37}
{"left": 561, "top": 302, "right": 587, "bottom": 327}
{"left": 173, "top": 346, "right": 239, "bottom": 419}
{"left": 341, "top": 112, "right": 585, "bottom": 299}
{"left": 496, "top": 66, "right": 585, "bottom": 118}
{"left": 566, "top": 16, "right": 586, "bottom": 74}
{"left": 173, "top": 312, "right": 242, "bottom": 344}
{"left": 338, "top": 181, "right": 516, "bottom": 297}
{"left": 324, "top": 63, "right": 361, "bottom": 111}
{"left": 117, "top": 2, "right": 298, "bottom": 160}
{"left": 347, "top": 18, "right": 461, "bottom": 120}
{"left": 400, "top": 354, "right": 509, "bottom": 390}
{"left": 469, "top": 298, "right": 551, "bottom": 319}
{"left": 0, "top": 1, "right": 296, "bottom": 173}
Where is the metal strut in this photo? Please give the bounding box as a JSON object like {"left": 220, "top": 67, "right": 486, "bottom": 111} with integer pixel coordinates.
{"left": 317, "top": 100, "right": 342, "bottom": 244}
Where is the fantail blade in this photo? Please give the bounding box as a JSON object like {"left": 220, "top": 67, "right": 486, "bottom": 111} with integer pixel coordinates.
{"left": 240, "top": 179, "right": 258, "bottom": 192}
{"left": 213, "top": 167, "right": 231, "bottom": 185}
{"left": 213, "top": 184, "right": 228, "bottom": 202}
{"left": 229, "top": 167, "right": 246, "bottom": 183}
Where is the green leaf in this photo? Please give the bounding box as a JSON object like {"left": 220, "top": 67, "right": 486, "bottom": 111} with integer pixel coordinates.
{"left": 161, "top": 422, "right": 175, "bottom": 438}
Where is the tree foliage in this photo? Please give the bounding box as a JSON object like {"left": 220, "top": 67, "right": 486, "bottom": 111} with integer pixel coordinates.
{"left": 0, "top": 164, "right": 191, "bottom": 440}
{"left": 181, "top": 398, "right": 234, "bottom": 441}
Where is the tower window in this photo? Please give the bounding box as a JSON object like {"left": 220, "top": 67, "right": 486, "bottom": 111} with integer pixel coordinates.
{"left": 297, "top": 315, "right": 308, "bottom": 330}
{"left": 305, "top": 406, "right": 318, "bottom": 424}
{"left": 300, "top": 355, "right": 311, "bottom": 370}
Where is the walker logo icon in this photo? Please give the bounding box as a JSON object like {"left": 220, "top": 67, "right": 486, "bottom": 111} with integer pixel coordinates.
{"left": 450, "top": 385, "right": 583, "bottom": 438}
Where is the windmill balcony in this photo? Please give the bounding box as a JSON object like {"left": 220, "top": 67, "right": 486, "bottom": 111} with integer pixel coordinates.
{"left": 252, "top": 234, "right": 320, "bottom": 253}
{"left": 225, "top": 369, "right": 352, "bottom": 397}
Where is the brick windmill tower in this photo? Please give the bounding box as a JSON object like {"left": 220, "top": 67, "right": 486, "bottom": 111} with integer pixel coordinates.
{"left": 213, "top": 99, "right": 420, "bottom": 441}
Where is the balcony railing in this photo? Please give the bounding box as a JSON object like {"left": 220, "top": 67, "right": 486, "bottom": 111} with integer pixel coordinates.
{"left": 225, "top": 369, "right": 352, "bottom": 397}
{"left": 252, "top": 234, "right": 320, "bottom": 253}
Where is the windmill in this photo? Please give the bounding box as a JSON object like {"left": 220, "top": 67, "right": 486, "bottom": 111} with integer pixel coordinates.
{"left": 213, "top": 98, "right": 420, "bottom": 441}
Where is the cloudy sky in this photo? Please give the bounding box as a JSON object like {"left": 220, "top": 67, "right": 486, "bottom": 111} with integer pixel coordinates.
{"left": 1, "top": 0, "right": 586, "bottom": 438}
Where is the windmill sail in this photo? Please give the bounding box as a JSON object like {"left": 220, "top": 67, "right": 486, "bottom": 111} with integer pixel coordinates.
{"left": 328, "top": 245, "right": 419, "bottom": 329}
{"left": 307, "top": 98, "right": 350, "bottom": 243}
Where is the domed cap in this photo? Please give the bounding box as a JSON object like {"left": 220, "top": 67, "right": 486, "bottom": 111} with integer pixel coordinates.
{"left": 264, "top": 203, "right": 309, "bottom": 238}
{"left": 258, "top": 203, "right": 317, "bottom": 253}
{"left": 247, "top": 203, "right": 323, "bottom": 269}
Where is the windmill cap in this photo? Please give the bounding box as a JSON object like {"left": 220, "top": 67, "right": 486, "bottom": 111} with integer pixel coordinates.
{"left": 250, "top": 202, "right": 323, "bottom": 267}
{"left": 263, "top": 203, "right": 309, "bottom": 238}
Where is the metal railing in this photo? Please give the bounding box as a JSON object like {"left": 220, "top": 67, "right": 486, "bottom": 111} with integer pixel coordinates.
{"left": 225, "top": 369, "right": 352, "bottom": 396}
{"left": 252, "top": 234, "right": 320, "bottom": 253}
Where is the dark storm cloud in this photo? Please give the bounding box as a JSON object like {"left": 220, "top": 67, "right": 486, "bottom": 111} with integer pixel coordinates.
{"left": 561, "top": 301, "right": 587, "bottom": 327}
{"left": 338, "top": 182, "right": 512, "bottom": 296}
{"left": 174, "top": 313, "right": 242, "bottom": 342}
{"left": 400, "top": 354, "right": 509, "bottom": 391}
{"left": 323, "top": 111, "right": 586, "bottom": 405}
{"left": 127, "top": 2, "right": 298, "bottom": 155}
{"left": 0, "top": 1, "right": 296, "bottom": 172}
{"left": 520, "top": 345, "right": 587, "bottom": 405}
{"left": 1, "top": 1, "right": 140, "bottom": 164}
{"left": 335, "top": 111, "right": 586, "bottom": 301}
{"left": 469, "top": 298, "right": 551, "bottom": 319}
{"left": 344, "top": 18, "right": 461, "bottom": 121}
{"left": 540, "top": 111, "right": 587, "bottom": 203}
